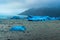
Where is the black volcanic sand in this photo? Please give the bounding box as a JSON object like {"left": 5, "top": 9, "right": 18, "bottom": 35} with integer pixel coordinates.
{"left": 0, "top": 19, "right": 60, "bottom": 40}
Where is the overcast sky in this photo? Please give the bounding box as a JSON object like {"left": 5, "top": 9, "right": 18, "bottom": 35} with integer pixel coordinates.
{"left": 0, "top": 0, "right": 60, "bottom": 16}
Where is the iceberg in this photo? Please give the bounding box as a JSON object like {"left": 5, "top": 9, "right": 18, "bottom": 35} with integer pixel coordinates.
{"left": 10, "top": 26, "right": 26, "bottom": 32}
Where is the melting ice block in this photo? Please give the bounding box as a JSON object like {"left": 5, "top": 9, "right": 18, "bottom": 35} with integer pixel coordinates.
{"left": 10, "top": 26, "right": 26, "bottom": 32}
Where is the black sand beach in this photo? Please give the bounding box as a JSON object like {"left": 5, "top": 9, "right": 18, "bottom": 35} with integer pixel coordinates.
{"left": 0, "top": 19, "right": 60, "bottom": 40}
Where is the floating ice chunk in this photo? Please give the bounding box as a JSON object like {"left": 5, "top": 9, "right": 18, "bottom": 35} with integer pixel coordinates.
{"left": 10, "top": 15, "right": 28, "bottom": 19}
{"left": 10, "top": 16, "right": 20, "bottom": 19}
{"left": 27, "top": 16, "right": 60, "bottom": 21}
{"left": 27, "top": 16, "right": 51, "bottom": 21}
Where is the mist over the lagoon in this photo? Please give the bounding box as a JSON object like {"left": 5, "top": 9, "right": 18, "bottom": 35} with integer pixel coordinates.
{"left": 0, "top": 0, "right": 60, "bottom": 16}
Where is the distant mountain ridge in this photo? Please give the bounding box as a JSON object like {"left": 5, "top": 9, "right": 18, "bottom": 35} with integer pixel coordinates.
{"left": 19, "top": 8, "right": 60, "bottom": 17}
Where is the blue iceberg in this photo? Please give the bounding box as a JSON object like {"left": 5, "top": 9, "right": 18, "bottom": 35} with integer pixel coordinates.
{"left": 10, "top": 16, "right": 20, "bottom": 19}
{"left": 27, "top": 16, "right": 51, "bottom": 21}
{"left": 27, "top": 16, "right": 60, "bottom": 21}
{"left": 10, "top": 15, "right": 28, "bottom": 19}
{"left": 10, "top": 26, "right": 26, "bottom": 31}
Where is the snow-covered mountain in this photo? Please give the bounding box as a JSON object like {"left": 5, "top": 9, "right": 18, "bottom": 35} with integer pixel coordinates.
{"left": 19, "top": 8, "right": 60, "bottom": 17}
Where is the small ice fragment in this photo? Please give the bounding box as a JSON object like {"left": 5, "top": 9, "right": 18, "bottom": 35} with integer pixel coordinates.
{"left": 10, "top": 26, "right": 26, "bottom": 32}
